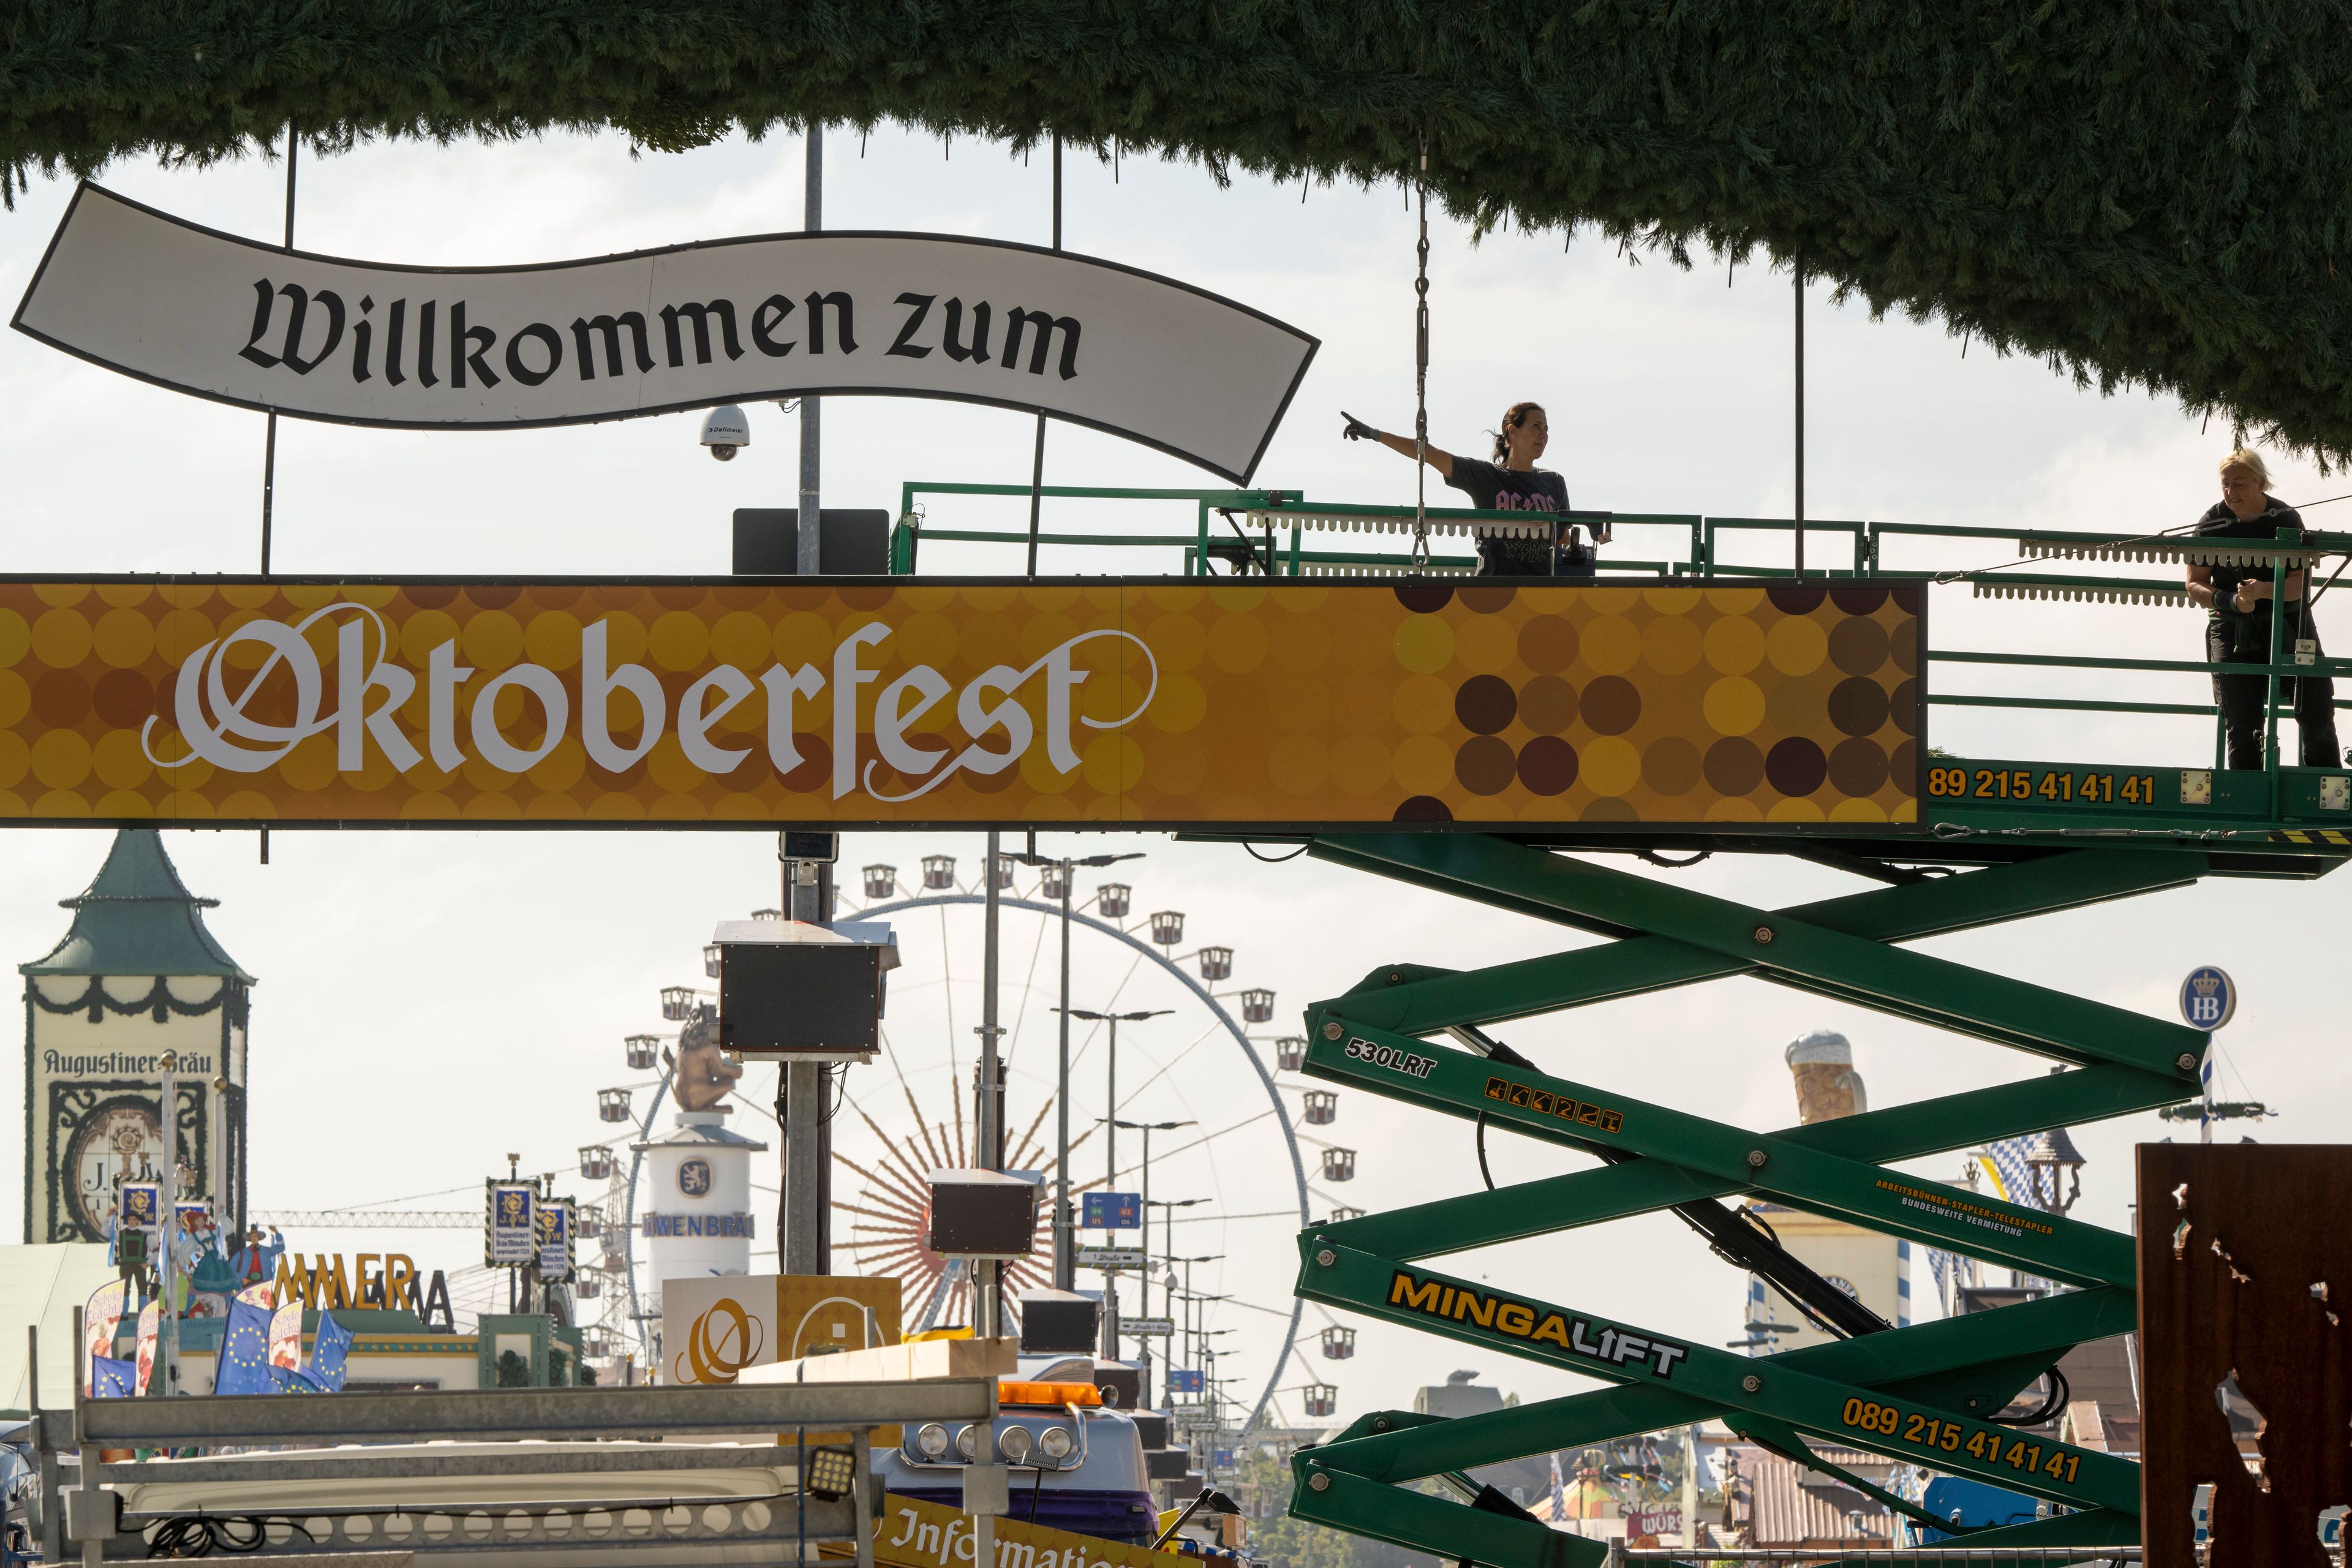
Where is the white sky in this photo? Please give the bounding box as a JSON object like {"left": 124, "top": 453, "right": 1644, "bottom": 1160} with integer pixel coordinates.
{"left": 4, "top": 123, "right": 2346, "bottom": 1431}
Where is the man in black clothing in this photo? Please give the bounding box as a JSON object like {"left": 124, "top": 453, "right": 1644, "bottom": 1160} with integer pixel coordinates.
{"left": 1343, "top": 401, "right": 1606, "bottom": 576}
{"left": 2187, "top": 449, "right": 2342, "bottom": 769}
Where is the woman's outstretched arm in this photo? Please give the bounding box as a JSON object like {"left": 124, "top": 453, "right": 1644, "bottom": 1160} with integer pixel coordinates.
{"left": 1343, "top": 412, "right": 1457, "bottom": 478}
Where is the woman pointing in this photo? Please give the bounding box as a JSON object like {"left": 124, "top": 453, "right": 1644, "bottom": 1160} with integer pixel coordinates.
{"left": 1343, "top": 401, "right": 1606, "bottom": 576}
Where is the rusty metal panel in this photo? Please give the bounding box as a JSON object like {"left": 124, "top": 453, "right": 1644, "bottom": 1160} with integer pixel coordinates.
{"left": 2139, "top": 1143, "right": 2352, "bottom": 1567}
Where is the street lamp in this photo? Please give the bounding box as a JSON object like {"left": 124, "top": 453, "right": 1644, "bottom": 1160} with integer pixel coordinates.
{"left": 1109, "top": 1118, "right": 1193, "bottom": 1405}
{"left": 1147, "top": 1196, "right": 1205, "bottom": 1406}
{"left": 1058, "top": 1008, "right": 1170, "bottom": 1197}
{"left": 1005, "top": 848, "right": 1144, "bottom": 1292}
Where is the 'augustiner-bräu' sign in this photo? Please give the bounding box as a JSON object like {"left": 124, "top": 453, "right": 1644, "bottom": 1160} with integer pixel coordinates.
{"left": 0, "top": 578, "right": 1925, "bottom": 829}
{"left": 10, "top": 184, "right": 1317, "bottom": 482}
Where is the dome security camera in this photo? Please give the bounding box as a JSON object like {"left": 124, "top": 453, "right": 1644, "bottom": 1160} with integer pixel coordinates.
{"left": 699, "top": 404, "right": 751, "bottom": 461}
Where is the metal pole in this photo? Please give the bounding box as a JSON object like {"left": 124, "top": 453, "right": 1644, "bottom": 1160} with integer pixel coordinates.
{"left": 1680, "top": 1423, "right": 1698, "bottom": 1553}
{"left": 785, "top": 850, "right": 828, "bottom": 1274}
{"left": 260, "top": 124, "right": 295, "bottom": 577}
{"left": 1100, "top": 1019, "right": 1119, "bottom": 1363}
{"left": 1793, "top": 249, "right": 1805, "bottom": 582}
{"left": 1054, "top": 861, "right": 1074, "bottom": 1290}
{"left": 799, "top": 124, "right": 824, "bottom": 576}
{"left": 1025, "top": 135, "right": 1061, "bottom": 578}
{"left": 209, "top": 1076, "right": 228, "bottom": 1237}
{"left": 156, "top": 1061, "right": 178, "bottom": 1395}
{"left": 977, "top": 833, "right": 1004, "bottom": 1336}
{"left": 1138, "top": 1125, "right": 1152, "bottom": 1405}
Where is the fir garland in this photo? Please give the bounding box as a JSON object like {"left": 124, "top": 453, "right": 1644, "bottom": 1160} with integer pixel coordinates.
{"left": 4, "top": 2, "right": 2350, "bottom": 458}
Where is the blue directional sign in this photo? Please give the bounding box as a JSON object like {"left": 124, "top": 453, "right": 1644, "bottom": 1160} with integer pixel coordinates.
{"left": 2179, "top": 966, "right": 2237, "bottom": 1031}
{"left": 1084, "top": 1191, "right": 1143, "bottom": 1229}
{"left": 1169, "top": 1368, "right": 1204, "bottom": 1395}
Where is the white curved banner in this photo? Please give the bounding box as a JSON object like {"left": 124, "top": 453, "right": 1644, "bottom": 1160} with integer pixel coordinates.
{"left": 12, "top": 183, "right": 1318, "bottom": 482}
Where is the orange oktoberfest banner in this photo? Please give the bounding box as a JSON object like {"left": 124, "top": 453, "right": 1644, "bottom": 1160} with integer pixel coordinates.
{"left": 0, "top": 578, "right": 1921, "bottom": 828}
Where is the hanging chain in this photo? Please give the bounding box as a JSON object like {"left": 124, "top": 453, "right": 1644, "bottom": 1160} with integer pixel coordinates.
{"left": 1412, "top": 134, "right": 1432, "bottom": 571}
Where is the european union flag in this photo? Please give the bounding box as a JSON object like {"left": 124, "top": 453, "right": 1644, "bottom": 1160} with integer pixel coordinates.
{"left": 91, "top": 1355, "right": 137, "bottom": 1398}
{"left": 267, "top": 1365, "right": 314, "bottom": 1394}
{"left": 307, "top": 1311, "right": 355, "bottom": 1393}
{"left": 212, "top": 1294, "right": 275, "bottom": 1396}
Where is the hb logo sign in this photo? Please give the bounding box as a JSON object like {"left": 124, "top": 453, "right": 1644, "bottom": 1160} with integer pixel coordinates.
{"left": 2179, "top": 966, "right": 2236, "bottom": 1031}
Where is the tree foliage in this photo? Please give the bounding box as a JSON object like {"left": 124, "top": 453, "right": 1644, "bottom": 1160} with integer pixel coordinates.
{"left": 6, "top": 2, "right": 2352, "bottom": 457}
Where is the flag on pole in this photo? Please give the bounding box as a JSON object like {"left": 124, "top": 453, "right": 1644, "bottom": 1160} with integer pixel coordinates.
{"left": 212, "top": 1292, "right": 276, "bottom": 1396}
{"left": 268, "top": 1300, "right": 304, "bottom": 1372}
{"left": 134, "top": 1300, "right": 160, "bottom": 1394}
{"left": 1549, "top": 1450, "right": 1567, "bottom": 1523}
{"left": 83, "top": 1280, "right": 128, "bottom": 1394}
{"left": 305, "top": 1311, "right": 355, "bottom": 1392}
{"left": 91, "top": 1355, "right": 138, "bottom": 1398}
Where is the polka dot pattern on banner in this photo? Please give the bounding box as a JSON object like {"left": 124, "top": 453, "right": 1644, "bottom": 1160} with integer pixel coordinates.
{"left": 0, "top": 581, "right": 1921, "bottom": 826}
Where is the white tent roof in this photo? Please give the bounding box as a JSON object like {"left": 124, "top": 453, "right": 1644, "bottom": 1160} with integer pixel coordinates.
{"left": 0, "top": 1242, "right": 115, "bottom": 1416}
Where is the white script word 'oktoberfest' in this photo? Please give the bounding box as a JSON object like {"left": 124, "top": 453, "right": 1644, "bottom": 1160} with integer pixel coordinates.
{"left": 13, "top": 185, "right": 1317, "bottom": 483}
{"left": 140, "top": 603, "right": 1157, "bottom": 803}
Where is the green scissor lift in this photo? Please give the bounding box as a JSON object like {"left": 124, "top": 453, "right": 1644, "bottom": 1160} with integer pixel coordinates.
{"left": 898, "top": 483, "right": 2352, "bottom": 1564}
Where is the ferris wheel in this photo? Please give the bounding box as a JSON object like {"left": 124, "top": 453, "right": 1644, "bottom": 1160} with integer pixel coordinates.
{"left": 836, "top": 850, "right": 1330, "bottom": 1440}
{"left": 570, "top": 850, "right": 1357, "bottom": 1442}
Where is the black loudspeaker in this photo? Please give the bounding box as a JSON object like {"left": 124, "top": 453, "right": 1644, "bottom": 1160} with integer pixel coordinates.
{"left": 1129, "top": 1412, "right": 1170, "bottom": 1449}
{"left": 925, "top": 1169, "right": 1039, "bottom": 1259}
{"left": 1018, "top": 1289, "right": 1101, "bottom": 1354}
{"left": 1167, "top": 1471, "right": 1207, "bottom": 1501}
{"left": 718, "top": 941, "right": 886, "bottom": 1054}
{"left": 1145, "top": 1448, "right": 1193, "bottom": 1480}
{"left": 1092, "top": 1361, "right": 1143, "bottom": 1410}
{"left": 733, "top": 509, "right": 892, "bottom": 575}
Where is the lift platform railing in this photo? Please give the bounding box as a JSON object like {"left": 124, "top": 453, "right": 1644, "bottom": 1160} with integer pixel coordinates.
{"left": 892, "top": 484, "right": 2352, "bottom": 791}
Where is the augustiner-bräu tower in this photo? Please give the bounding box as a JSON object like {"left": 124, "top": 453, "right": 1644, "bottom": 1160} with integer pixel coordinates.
{"left": 20, "top": 828, "right": 253, "bottom": 1244}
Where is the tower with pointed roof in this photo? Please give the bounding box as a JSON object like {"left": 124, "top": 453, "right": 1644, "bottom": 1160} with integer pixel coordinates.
{"left": 20, "top": 829, "right": 254, "bottom": 1244}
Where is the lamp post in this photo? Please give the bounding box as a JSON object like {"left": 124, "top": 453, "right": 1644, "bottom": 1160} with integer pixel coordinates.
{"left": 1056, "top": 999, "right": 1170, "bottom": 1356}
{"left": 1058, "top": 1009, "right": 1170, "bottom": 1200}
{"left": 1147, "top": 1197, "right": 1205, "bottom": 1404}
{"left": 1107, "top": 1118, "right": 1191, "bottom": 1404}
{"left": 156, "top": 1051, "right": 180, "bottom": 1396}
{"left": 1169, "top": 1253, "right": 1221, "bottom": 1412}
{"left": 1017, "top": 849, "right": 1141, "bottom": 1290}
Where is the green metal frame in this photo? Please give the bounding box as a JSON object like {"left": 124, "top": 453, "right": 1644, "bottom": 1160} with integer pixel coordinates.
{"left": 1281, "top": 835, "right": 2214, "bottom": 1565}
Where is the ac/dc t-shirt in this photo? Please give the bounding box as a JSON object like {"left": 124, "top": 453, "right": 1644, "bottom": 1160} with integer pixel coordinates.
{"left": 1444, "top": 457, "right": 1569, "bottom": 514}
{"left": 1445, "top": 458, "right": 1573, "bottom": 575}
